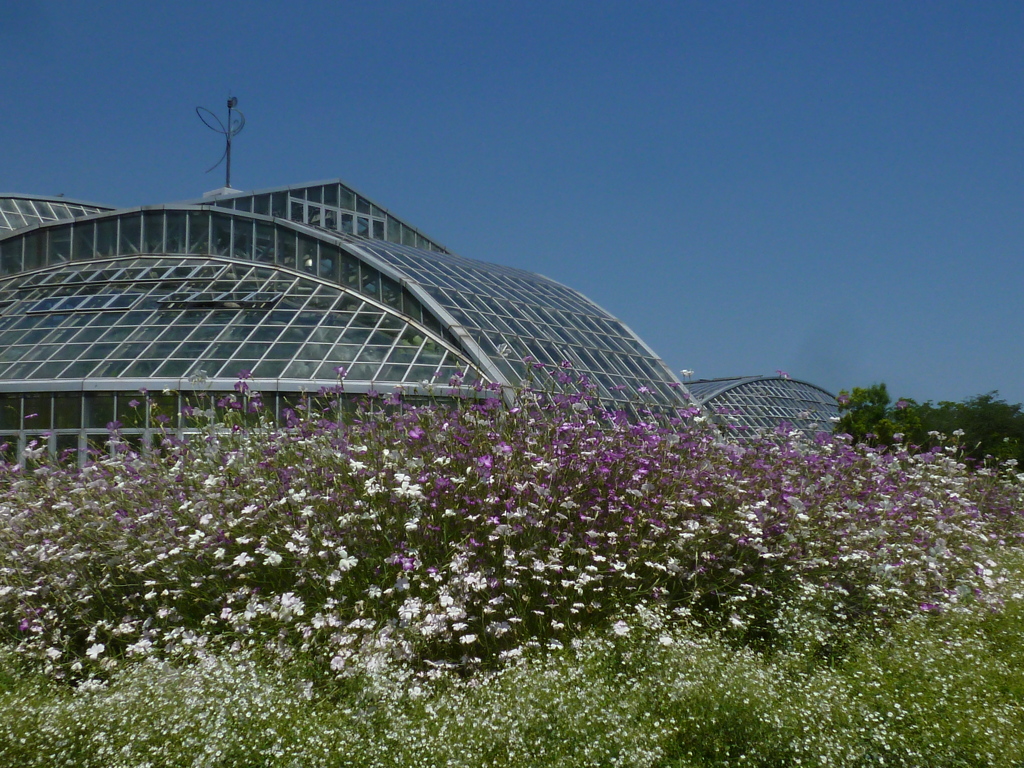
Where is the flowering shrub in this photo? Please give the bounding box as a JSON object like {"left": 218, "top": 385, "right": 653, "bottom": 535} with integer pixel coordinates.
{"left": 2, "top": 375, "right": 1023, "bottom": 684}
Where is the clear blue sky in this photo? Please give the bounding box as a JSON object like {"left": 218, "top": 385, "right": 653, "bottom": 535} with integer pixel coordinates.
{"left": 4, "top": 1, "right": 1022, "bottom": 404}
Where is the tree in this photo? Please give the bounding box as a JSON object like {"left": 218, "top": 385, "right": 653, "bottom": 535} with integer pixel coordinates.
{"left": 916, "top": 393, "right": 1024, "bottom": 465}
{"left": 835, "top": 383, "right": 925, "bottom": 447}
{"left": 836, "top": 384, "right": 1024, "bottom": 466}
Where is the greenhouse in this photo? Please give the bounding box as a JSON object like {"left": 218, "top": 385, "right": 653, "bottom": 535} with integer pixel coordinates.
{"left": 0, "top": 181, "right": 697, "bottom": 458}
{"left": 684, "top": 375, "right": 839, "bottom": 435}
{"left": 0, "top": 180, "right": 838, "bottom": 459}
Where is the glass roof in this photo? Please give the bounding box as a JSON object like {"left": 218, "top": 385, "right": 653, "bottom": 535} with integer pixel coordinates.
{"left": 690, "top": 376, "right": 839, "bottom": 437}
{"left": 0, "top": 254, "right": 478, "bottom": 392}
{"left": 348, "top": 237, "right": 688, "bottom": 409}
{"left": 188, "top": 179, "right": 449, "bottom": 254}
{"left": 0, "top": 196, "right": 111, "bottom": 234}
{"left": 0, "top": 208, "right": 690, "bottom": 411}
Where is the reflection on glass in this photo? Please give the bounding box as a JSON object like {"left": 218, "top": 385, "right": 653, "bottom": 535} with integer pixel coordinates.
{"left": 23, "top": 233, "right": 45, "bottom": 271}
{"left": 299, "top": 237, "right": 317, "bottom": 275}
{"left": 165, "top": 213, "right": 186, "bottom": 253}
{"left": 233, "top": 219, "right": 251, "bottom": 260}
{"left": 188, "top": 213, "right": 210, "bottom": 255}
{"left": 48, "top": 228, "right": 72, "bottom": 263}
{"left": 211, "top": 215, "right": 231, "bottom": 256}
{"left": 254, "top": 222, "right": 275, "bottom": 263}
{"left": 277, "top": 232, "right": 296, "bottom": 269}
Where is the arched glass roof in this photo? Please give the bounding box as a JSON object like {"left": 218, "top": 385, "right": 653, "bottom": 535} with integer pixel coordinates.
{"left": 0, "top": 205, "right": 690, "bottom": 411}
{"left": 0, "top": 195, "right": 112, "bottom": 234}
{"left": 0, "top": 253, "right": 478, "bottom": 394}
{"left": 688, "top": 376, "right": 838, "bottom": 436}
{"left": 347, "top": 238, "right": 684, "bottom": 407}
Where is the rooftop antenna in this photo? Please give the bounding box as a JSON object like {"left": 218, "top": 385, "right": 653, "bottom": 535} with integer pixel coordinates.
{"left": 196, "top": 96, "right": 245, "bottom": 189}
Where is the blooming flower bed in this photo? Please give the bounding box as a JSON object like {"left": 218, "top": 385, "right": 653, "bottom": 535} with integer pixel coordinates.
{"left": 2, "top": 375, "right": 1024, "bottom": 765}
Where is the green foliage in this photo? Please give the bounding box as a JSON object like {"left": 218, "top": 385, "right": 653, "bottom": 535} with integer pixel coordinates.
{"left": 5, "top": 582, "right": 1024, "bottom": 767}
{"left": 837, "top": 384, "right": 1024, "bottom": 465}
{"left": 916, "top": 392, "right": 1024, "bottom": 465}
{"left": 835, "top": 383, "right": 926, "bottom": 447}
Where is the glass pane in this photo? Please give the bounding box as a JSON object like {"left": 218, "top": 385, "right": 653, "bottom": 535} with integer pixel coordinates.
{"left": 233, "top": 218, "right": 252, "bottom": 260}
{"left": 339, "top": 187, "right": 355, "bottom": 210}
{"left": 341, "top": 213, "right": 354, "bottom": 234}
{"left": 270, "top": 193, "right": 286, "bottom": 218}
{"left": 48, "top": 227, "right": 72, "bottom": 263}
{"left": 357, "top": 217, "right": 369, "bottom": 237}
{"left": 188, "top": 212, "right": 210, "bottom": 254}
{"left": 290, "top": 201, "right": 303, "bottom": 221}
{"left": 23, "top": 233, "right": 45, "bottom": 271}
{"left": 318, "top": 245, "right": 341, "bottom": 282}
{"left": 23, "top": 395, "right": 52, "bottom": 428}
{"left": 299, "top": 237, "right": 317, "bottom": 275}
{"left": 94, "top": 219, "right": 117, "bottom": 258}
{"left": 117, "top": 215, "right": 142, "bottom": 257}
{"left": 307, "top": 206, "right": 321, "bottom": 226}
{"left": 0, "top": 396, "right": 20, "bottom": 430}
{"left": 387, "top": 217, "right": 400, "bottom": 242}
{"left": 341, "top": 253, "right": 359, "bottom": 287}
{"left": 254, "top": 222, "right": 275, "bottom": 263}
{"left": 211, "top": 214, "right": 231, "bottom": 256}
{"left": 323, "top": 184, "right": 339, "bottom": 207}
{"left": 165, "top": 213, "right": 186, "bottom": 253}
{"left": 143, "top": 212, "right": 164, "bottom": 252}
{"left": 0, "top": 238, "right": 22, "bottom": 274}
{"left": 380, "top": 274, "right": 401, "bottom": 308}
{"left": 253, "top": 194, "right": 271, "bottom": 216}
{"left": 361, "top": 266, "right": 379, "bottom": 297}
{"left": 53, "top": 394, "right": 82, "bottom": 430}
{"left": 277, "top": 231, "right": 296, "bottom": 268}
{"left": 356, "top": 196, "right": 370, "bottom": 215}
{"left": 372, "top": 220, "right": 384, "bottom": 240}
{"left": 118, "top": 394, "right": 146, "bottom": 428}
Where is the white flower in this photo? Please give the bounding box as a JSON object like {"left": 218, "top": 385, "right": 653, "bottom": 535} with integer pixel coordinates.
{"left": 233, "top": 552, "right": 253, "bottom": 568}
{"left": 611, "top": 620, "right": 630, "bottom": 637}
{"left": 277, "top": 592, "right": 305, "bottom": 621}
{"left": 459, "top": 634, "right": 478, "bottom": 644}
{"left": 86, "top": 643, "right": 105, "bottom": 660}
{"left": 337, "top": 549, "right": 358, "bottom": 571}
{"left": 264, "top": 551, "right": 283, "bottom": 566}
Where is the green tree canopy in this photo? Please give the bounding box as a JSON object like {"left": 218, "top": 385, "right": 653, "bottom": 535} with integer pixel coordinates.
{"left": 835, "top": 384, "right": 1024, "bottom": 466}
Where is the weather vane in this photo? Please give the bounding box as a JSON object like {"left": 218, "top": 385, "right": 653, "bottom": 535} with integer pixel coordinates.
{"left": 196, "top": 96, "right": 245, "bottom": 189}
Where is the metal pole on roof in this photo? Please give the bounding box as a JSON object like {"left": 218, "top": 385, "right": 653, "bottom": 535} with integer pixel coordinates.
{"left": 196, "top": 96, "right": 246, "bottom": 189}
{"left": 226, "top": 97, "right": 237, "bottom": 188}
